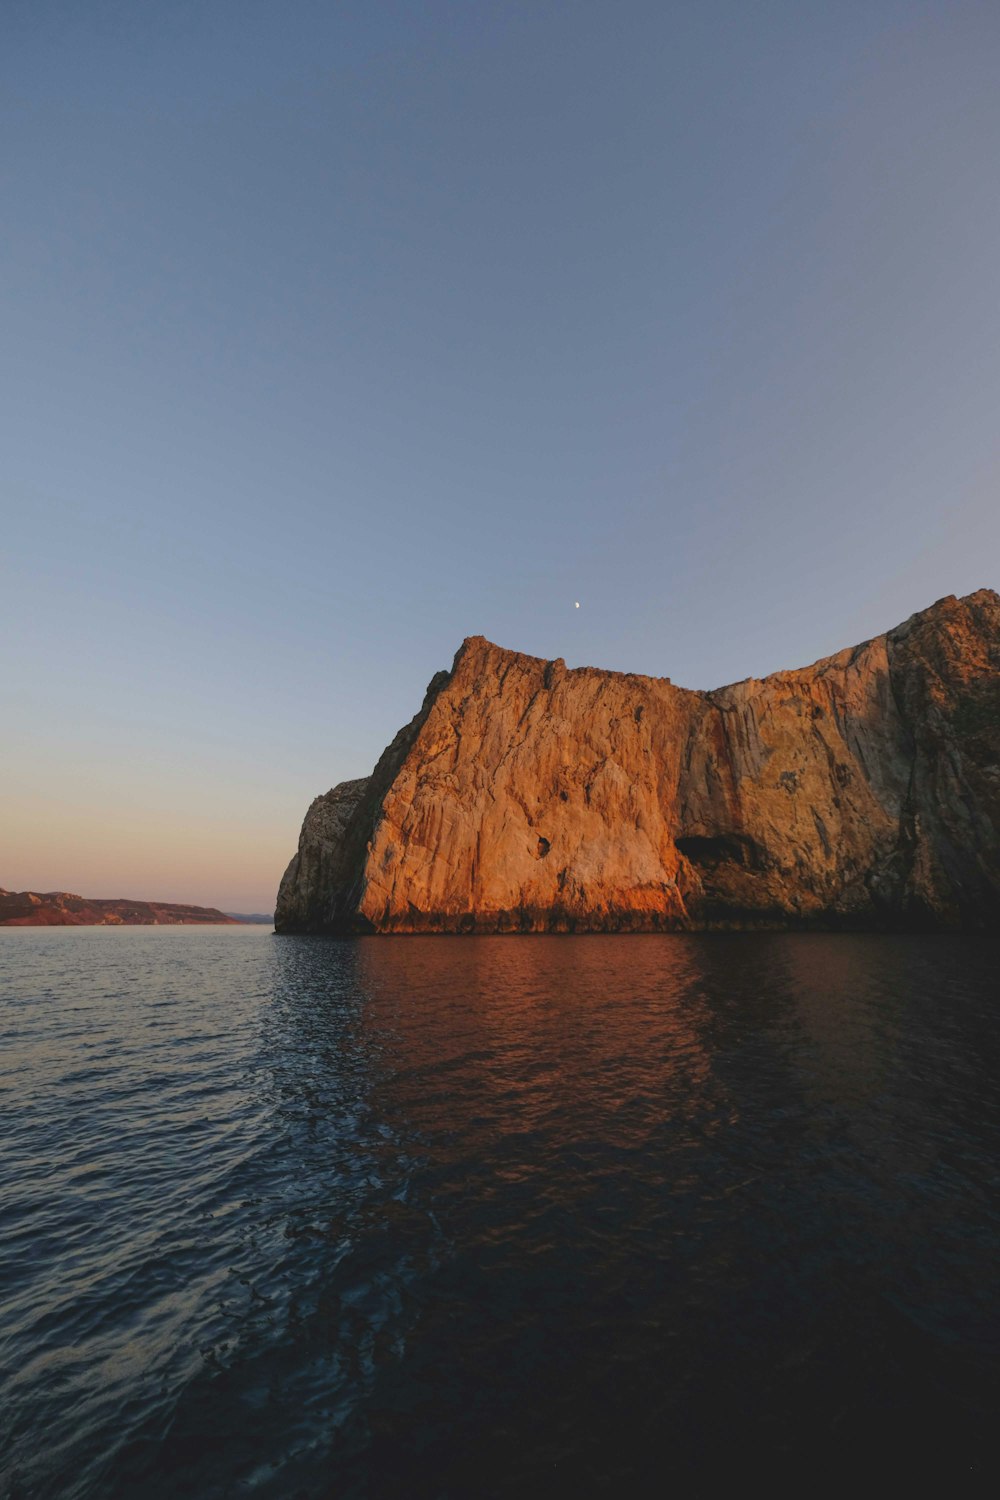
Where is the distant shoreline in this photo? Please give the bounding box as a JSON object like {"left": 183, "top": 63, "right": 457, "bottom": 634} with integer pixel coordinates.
{"left": 0, "top": 888, "right": 260, "bottom": 927}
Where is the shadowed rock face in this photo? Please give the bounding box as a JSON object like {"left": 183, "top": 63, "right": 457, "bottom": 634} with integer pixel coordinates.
{"left": 275, "top": 590, "right": 1000, "bottom": 933}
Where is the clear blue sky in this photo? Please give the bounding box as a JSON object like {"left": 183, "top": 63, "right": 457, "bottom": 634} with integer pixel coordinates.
{"left": 3, "top": 0, "right": 998, "bottom": 910}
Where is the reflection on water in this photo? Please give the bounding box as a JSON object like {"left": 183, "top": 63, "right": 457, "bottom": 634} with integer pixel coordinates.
{"left": 1, "top": 929, "right": 998, "bottom": 1496}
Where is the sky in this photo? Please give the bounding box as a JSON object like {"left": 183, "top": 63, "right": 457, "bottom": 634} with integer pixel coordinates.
{"left": 3, "top": 0, "right": 999, "bottom": 912}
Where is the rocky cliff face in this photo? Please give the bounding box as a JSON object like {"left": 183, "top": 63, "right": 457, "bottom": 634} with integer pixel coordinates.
{"left": 275, "top": 590, "right": 1000, "bottom": 933}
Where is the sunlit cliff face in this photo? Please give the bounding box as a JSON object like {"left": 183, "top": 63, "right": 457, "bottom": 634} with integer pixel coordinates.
{"left": 277, "top": 590, "right": 1000, "bottom": 934}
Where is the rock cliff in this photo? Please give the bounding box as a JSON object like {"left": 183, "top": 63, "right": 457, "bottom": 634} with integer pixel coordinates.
{"left": 276, "top": 590, "right": 1000, "bottom": 933}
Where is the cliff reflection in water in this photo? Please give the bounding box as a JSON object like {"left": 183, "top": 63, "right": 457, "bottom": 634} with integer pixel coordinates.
{"left": 259, "top": 934, "right": 1000, "bottom": 1496}
{"left": 1, "top": 929, "right": 998, "bottom": 1499}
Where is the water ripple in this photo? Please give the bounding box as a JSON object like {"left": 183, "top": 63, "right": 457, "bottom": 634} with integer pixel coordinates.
{"left": 1, "top": 928, "right": 998, "bottom": 1496}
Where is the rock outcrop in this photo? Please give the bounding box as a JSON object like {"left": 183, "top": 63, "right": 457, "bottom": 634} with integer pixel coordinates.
{"left": 276, "top": 590, "right": 1000, "bottom": 933}
{"left": 0, "top": 890, "right": 239, "bottom": 926}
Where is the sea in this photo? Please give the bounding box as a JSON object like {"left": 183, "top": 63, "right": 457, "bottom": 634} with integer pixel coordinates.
{"left": 1, "top": 927, "right": 998, "bottom": 1498}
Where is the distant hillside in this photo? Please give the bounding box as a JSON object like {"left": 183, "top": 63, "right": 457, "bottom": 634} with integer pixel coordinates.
{"left": 225, "top": 913, "right": 274, "bottom": 924}
{"left": 0, "top": 889, "right": 239, "bottom": 926}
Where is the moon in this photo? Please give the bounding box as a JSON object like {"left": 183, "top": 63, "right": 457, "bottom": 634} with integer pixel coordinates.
{"left": 574, "top": 601, "right": 580, "bottom": 609}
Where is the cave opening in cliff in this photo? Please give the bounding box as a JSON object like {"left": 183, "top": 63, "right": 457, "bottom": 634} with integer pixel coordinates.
{"left": 675, "top": 834, "right": 765, "bottom": 870}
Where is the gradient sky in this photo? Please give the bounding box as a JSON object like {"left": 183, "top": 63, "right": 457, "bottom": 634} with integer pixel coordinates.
{"left": 3, "top": 0, "right": 999, "bottom": 911}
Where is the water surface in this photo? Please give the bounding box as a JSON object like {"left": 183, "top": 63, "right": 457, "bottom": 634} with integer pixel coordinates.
{"left": 1, "top": 928, "right": 998, "bottom": 1496}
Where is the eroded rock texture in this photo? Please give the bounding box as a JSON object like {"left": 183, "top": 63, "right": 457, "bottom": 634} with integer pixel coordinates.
{"left": 275, "top": 590, "right": 1000, "bottom": 932}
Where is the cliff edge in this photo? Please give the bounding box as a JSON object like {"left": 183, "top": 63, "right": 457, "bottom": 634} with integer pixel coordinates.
{"left": 276, "top": 590, "right": 1000, "bottom": 933}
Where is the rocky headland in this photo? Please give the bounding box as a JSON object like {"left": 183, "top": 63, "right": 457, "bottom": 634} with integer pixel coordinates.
{"left": 0, "top": 890, "right": 240, "bottom": 926}
{"left": 276, "top": 590, "right": 1000, "bottom": 934}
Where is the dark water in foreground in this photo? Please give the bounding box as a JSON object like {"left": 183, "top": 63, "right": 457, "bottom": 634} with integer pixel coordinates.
{"left": 1, "top": 930, "right": 999, "bottom": 1497}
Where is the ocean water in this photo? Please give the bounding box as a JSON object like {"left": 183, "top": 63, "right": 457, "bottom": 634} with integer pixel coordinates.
{"left": 1, "top": 928, "right": 998, "bottom": 1498}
